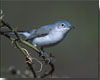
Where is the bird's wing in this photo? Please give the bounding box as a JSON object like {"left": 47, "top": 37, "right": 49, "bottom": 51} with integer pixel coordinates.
{"left": 26, "top": 24, "right": 54, "bottom": 40}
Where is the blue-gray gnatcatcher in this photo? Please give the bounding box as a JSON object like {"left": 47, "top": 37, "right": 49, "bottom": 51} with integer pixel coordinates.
{"left": 9, "top": 20, "right": 74, "bottom": 63}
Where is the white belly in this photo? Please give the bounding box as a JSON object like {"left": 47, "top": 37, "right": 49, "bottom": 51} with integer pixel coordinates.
{"left": 32, "top": 32, "right": 63, "bottom": 47}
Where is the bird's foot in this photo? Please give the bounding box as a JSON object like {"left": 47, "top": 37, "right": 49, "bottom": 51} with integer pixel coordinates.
{"left": 40, "top": 52, "right": 51, "bottom": 64}
{"left": 45, "top": 57, "right": 51, "bottom": 64}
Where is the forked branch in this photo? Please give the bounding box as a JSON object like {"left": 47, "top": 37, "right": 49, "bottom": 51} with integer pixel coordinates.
{"left": 0, "top": 17, "right": 55, "bottom": 78}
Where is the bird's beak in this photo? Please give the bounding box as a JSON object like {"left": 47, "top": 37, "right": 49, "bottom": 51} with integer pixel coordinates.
{"left": 71, "top": 26, "right": 75, "bottom": 29}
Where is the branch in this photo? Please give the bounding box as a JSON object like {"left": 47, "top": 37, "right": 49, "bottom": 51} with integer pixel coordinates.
{"left": 41, "top": 62, "right": 55, "bottom": 78}
{"left": 0, "top": 19, "right": 55, "bottom": 78}
{"left": 26, "top": 58, "right": 37, "bottom": 78}
{"left": 0, "top": 20, "right": 37, "bottom": 78}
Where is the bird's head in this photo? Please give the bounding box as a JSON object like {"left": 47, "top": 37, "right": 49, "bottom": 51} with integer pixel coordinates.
{"left": 54, "top": 20, "right": 74, "bottom": 33}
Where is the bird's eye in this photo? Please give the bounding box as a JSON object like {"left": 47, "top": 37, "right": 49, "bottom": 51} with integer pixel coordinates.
{"left": 61, "top": 23, "right": 65, "bottom": 27}
{"left": 61, "top": 23, "right": 64, "bottom": 26}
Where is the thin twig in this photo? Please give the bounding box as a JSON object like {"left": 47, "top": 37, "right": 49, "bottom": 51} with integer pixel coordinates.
{"left": 0, "top": 20, "right": 55, "bottom": 78}
{"left": 22, "top": 48, "right": 43, "bottom": 72}
{"left": 40, "top": 62, "right": 55, "bottom": 78}
{"left": 26, "top": 58, "right": 37, "bottom": 78}
{"left": 0, "top": 21, "right": 37, "bottom": 78}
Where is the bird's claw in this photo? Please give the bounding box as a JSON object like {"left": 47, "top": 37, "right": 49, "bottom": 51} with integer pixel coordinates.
{"left": 40, "top": 53, "right": 51, "bottom": 64}
{"left": 45, "top": 57, "right": 51, "bottom": 64}
{"left": 47, "top": 58, "right": 51, "bottom": 64}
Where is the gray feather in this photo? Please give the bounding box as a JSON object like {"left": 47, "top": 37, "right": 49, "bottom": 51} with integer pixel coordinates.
{"left": 26, "top": 24, "right": 55, "bottom": 40}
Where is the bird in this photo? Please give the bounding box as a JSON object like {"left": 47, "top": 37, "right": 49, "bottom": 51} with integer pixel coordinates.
{"left": 8, "top": 20, "right": 74, "bottom": 63}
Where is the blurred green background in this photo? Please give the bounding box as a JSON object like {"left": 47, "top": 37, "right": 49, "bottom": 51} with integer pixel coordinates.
{"left": 0, "top": 0, "right": 98, "bottom": 78}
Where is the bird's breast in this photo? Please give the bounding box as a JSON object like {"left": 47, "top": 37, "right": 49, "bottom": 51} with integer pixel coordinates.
{"left": 32, "top": 32, "right": 64, "bottom": 47}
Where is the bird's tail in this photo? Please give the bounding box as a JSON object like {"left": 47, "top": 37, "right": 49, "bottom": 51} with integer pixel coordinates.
{"left": 5, "top": 31, "right": 30, "bottom": 38}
